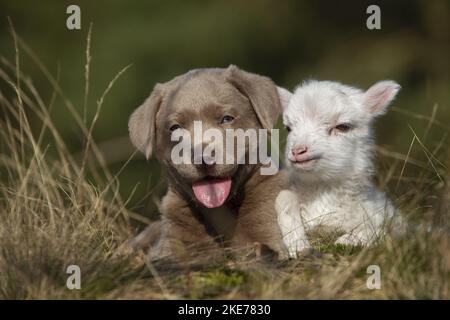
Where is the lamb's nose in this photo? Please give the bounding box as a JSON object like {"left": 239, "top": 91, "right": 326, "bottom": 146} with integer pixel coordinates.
{"left": 292, "top": 146, "right": 308, "bottom": 156}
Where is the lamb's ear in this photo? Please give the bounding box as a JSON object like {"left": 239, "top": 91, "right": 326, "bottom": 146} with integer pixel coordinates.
{"left": 276, "top": 86, "right": 292, "bottom": 110}
{"left": 225, "top": 65, "right": 282, "bottom": 130}
{"left": 128, "top": 84, "right": 164, "bottom": 159}
{"left": 364, "top": 80, "right": 401, "bottom": 116}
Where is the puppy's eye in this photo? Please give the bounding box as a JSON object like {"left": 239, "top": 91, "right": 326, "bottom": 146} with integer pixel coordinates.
{"left": 220, "top": 115, "right": 235, "bottom": 124}
{"left": 169, "top": 124, "right": 182, "bottom": 132}
{"left": 334, "top": 123, "right": 352, "bottom": 133}
{"left": 285, "top": 125, "right": 292, "bottom": 132}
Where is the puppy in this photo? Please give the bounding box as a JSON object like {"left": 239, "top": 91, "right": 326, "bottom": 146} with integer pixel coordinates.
{"left": 276, "top": 80, "right": 404, "bottom": 257}
{"left": 127, "top": 65, "right": 289, "bottom": 260}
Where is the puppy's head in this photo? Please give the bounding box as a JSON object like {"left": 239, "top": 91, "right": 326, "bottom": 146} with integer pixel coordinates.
{"left": 129, "top": 65, "right": 282, "bottom": 208}
{"left": 278, "top": 80, "right": 400, "bottom": 183}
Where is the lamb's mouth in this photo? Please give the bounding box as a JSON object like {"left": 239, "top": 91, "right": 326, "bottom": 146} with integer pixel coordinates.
{"left": 291, "top": 155, "right": 322, "bottom": 167}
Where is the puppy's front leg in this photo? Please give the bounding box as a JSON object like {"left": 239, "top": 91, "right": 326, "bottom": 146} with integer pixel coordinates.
{"left": 233, "top": 200, "right": 289, "bottom": 260}
{"left": 125, "top": 220, "right": 162, "bottom": 252}
{"left": 161, "top": 190, "right": 221, "bottom": 253}
{"left": 275, "top": 190, "right": 311, "bottom": 259}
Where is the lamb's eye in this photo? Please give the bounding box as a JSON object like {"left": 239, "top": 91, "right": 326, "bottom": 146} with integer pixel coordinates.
{"left": 285, "top": 125, "right": 292, "bottom": 132}
{"left": 169, "top": 124, "right": 182, "bottom": 132}
{"left": 334, "top": 123, "right": 352, "bottom": 133}
{"left": 220, "top": 115, "right": 235, "bottom": 124}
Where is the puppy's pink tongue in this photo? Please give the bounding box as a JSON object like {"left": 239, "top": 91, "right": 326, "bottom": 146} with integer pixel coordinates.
{"left": 192, "top": 178, "right": 232, "bottom": 208}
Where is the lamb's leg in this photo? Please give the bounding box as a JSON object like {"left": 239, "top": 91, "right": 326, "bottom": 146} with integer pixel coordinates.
{"left": 334, "top": 231, "right": 369, "bottom": 246}
{"left": 275, "top": 190, "right": 311, "bottom": 258}
{"left": 334, "top": 213, "right": 380, "bottom": 246}
{"left": 334, "top": 196, "right": 400, "bottom": 246}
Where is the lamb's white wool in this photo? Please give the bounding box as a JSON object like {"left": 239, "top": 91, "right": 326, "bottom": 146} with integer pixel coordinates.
{"left": 276, "top": 80, "right": 403, "bottom": 257}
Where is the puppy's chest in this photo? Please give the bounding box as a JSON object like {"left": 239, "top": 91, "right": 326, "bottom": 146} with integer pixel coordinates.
{"left": 200, "top": 206, "right": 237, "bottom": 240}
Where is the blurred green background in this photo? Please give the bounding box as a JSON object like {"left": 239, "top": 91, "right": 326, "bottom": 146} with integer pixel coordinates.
{"left": 1, "top": 0, "right": 448, "bottom": 221}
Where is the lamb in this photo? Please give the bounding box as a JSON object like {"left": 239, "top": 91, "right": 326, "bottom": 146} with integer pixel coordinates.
{"left": 275, "top": 80, "right": 404, "bottom": 258}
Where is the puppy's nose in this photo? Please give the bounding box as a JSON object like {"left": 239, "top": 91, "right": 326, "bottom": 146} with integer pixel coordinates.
{"left": 291, "top": 145, "right": 308, "bottom": 157}
{"left": 193, "top": 148, "right": 216, "bottom": 167}
{"left": 202, "top": 152, "right": 216, "bottom": 166}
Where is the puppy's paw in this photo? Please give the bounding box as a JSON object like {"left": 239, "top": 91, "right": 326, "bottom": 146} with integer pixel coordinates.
{"left": 115, "top": 239, "right": 136, "bottom": 257}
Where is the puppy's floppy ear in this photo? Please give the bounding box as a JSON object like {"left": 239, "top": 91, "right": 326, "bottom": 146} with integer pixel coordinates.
{"left": 276, "top": 86, "right": 292, "bottom": 110}
{"left": 225, "top": 65, "right": 282, "bottom": 130}
{"left": 128, "top": 84, "right": 164, "bottom": 159}
{"left": 364, "top": 80, "right": 401, "bottom": 116}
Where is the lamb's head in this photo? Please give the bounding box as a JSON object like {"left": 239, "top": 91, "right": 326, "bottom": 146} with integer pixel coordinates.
{"left": 278, "top": 80, "right": 400, "bottom": 183}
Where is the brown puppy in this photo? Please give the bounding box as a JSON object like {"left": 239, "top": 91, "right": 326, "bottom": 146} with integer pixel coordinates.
{"left": 128, "top": 65, "right": 289, "bottom": 260}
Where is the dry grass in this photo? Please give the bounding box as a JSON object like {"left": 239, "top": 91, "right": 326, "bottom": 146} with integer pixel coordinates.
{"left": 0, "top": 30, "right": 449, "bottom": 300}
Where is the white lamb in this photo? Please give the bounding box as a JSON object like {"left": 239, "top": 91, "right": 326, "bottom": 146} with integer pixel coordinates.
{"left": 275, "top": 80, "right": 404, "bottom": 258}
